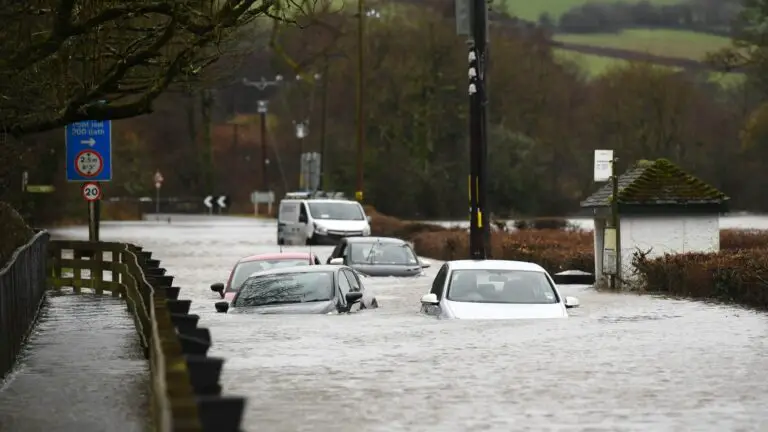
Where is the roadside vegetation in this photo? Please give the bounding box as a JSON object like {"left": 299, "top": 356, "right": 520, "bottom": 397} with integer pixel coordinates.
{"left": 368, "top": 206, "right": 768, "bottom": 310}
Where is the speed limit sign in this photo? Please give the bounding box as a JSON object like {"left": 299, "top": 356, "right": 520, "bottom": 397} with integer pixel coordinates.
{"left": 82, "top": 182, "right": 102, "bottom": 202}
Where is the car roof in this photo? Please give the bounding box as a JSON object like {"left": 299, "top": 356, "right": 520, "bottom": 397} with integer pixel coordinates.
{"left": 239, "top": 252, "right": 315, "bottom": 262}
{"left": 247, "top": 265, "right": 340, "bottom": 278}
{"left": 447, "top": 259, "right": 547, "bottom": 272}
{"left": 282, "top": 199, "right": 356, "bottom": 204}
{"left": 345, "top": 236, "right": 405, "bottom": 244}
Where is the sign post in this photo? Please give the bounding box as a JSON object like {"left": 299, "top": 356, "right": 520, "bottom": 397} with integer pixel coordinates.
{"left": 66, "top": 120, "right": 112, "bottom": 242}
{"left": 594, "top": 149, "right": 620, "bottom": 288}
{"left": 154, "top": 170, "right": 164, "bottom": 216}
{"left": 203, "top": 195, "right": 214, "bottom": 215}
{"left": 251, "top": 191, "right": 275, "bottom": 216}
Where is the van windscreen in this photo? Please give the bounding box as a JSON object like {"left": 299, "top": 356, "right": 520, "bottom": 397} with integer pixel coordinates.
{"left": 307, "top": 202, "right": 364, "bottom": 220}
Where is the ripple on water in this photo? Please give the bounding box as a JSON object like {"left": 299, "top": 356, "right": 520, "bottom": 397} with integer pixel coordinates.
{"left": 0, "top": 295, "right": 149, "bottom": 432}
{"left": 49, "top": 216, "right": 768, "bottom": 431}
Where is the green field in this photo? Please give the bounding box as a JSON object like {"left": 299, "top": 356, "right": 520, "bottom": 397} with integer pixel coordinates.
{"left": 554, "top": 48, "right": 745, "bottom": 87}
{"left": 502, "top": 0, "right": 685, "bottom": 21}
{"left": 554, "top": 29, "right": 732, "bottom": 61}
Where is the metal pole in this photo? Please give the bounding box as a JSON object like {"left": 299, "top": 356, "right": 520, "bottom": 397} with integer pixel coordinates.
{"left": 355, "top": 0, "right": 366, "bottom": 202}
{"left": 319, "top": 61, "right": 329, "bottom": 191}
{"left": 155, "top": 186, "right": 160, "bottom": 215}
{"left": 259, "top": 106, "right": 268, "bottom": 190}
{"left": 610, "top": 158, "right": 620, "bottom": 289}
{"left": 468, "top": 0, "right": 489, "bottom": 260}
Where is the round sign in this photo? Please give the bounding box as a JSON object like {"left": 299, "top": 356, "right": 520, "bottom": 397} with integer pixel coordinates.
{"left": 82, "top": 182, "right": 101, "bottom": 201}
{"left": 75, "top": 150, "right": 104, "bottom": 177}
{"left": 154, "top": 171, "right": 164, "bottom": 183}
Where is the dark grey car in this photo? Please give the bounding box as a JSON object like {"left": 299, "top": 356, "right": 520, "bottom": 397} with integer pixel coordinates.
{"left": 326, "top": 237, "right": 431, "bottom": 277}
{"left": 214, "top": 265, "right": 378, "bottom": 315}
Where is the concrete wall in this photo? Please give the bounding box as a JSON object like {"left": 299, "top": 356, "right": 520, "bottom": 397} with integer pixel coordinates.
{"left": 593, "top": 214, "right": 719, "bottom": 285}
{"left": 620, "top": 214, "right": 719, "bottom": 281}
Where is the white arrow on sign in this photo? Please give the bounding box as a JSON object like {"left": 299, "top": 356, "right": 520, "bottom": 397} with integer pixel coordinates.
{"left": 217, "top": 195, "right": 227, "bottom": 208}
{"left": 81, "top": 138, "right": 96, "bottom": 147}
{"left": 203, "top": 195, "right": 213, "bottom": 208}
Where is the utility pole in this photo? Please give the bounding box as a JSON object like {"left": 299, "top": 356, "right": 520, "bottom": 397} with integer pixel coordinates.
{"left": 355, "top": 0, "right": 366, "bottom": 202}
{"left": 257, "top": 100, "right": 269, "bottom": 190}
{"left": 242, "top": 75, "right": 283, "bottom": 191}
{"left": 467, "top": 0, "right": 490, "bottom": 260}
{"left": 319, "top": 59, "right": 329, "bottom": 191}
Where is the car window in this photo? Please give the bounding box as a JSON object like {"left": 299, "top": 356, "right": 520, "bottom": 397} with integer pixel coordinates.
{"left": 431, "top": 264, "right": 448, "bottom": 299}
{"left": 348, "top": 242, "right": 418, "bottom": 265}
{"left": 446, "top": 269, "right": 558, "bottom": 304}
{"left": 233, "top": 271, "right": 334, "bottom": 307}
{"left": 228, "top": 259, "right": 312, "bottom": 291}
{"left": 343, "top": 270, "right": 361, "bottom": 292}
{"left": 338, "top": 270, "right": 352, "bottom": 296}
{"left": 299, "top": 203, "right": 308, "bottom": 222}
{"left": 279, "top": 202, "right": 298, "bottom": 223}
{"left": 307, "top": 202, "right": 364, "bottom": 220}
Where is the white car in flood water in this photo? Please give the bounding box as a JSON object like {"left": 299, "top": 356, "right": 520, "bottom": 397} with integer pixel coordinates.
{"left": 419, "top": 260, "right": 580, "bottom": 320}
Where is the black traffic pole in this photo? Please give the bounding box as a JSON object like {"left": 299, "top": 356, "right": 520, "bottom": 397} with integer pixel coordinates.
{"left": 467, "top": 0, "right": 490, "bottom": 260}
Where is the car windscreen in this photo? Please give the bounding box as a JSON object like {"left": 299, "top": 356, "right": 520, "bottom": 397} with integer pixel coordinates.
{"left": 446, "top": 269, "right": 558, "bottom": 304}
{"left": 228, "top": 259, "right": 312, "bottom": 292}
{"left": 307, "top": 202, "right": 364, "bottom": 221}
{"left": 349, "top": 242, "right": 418, "bottom": 266}
{"left": 233, "top": 271, "right": 335, "bottom": 307}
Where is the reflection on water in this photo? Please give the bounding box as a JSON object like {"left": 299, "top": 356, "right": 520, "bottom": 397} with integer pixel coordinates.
{"left": 43, "top": 214, "right": 768, "bottom": 431}
{"left": 0, "top": 295, "right": 149, "bottom": 432}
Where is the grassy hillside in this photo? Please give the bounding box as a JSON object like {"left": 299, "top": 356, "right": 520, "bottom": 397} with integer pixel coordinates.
{"left": 553, "top": 29, "right": 731, "bottom": 61}
{"left": 502, "top": 0, "right": 686, "bottom": 21}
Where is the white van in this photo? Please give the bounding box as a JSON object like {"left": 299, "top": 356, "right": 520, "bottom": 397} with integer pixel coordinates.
{"left": 277, "top": 192, "right": 372, "bottom": 245}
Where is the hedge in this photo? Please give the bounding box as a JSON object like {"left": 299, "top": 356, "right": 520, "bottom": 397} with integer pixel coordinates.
{"left": 367, "top": 207, "right": 768, "bottom": 308}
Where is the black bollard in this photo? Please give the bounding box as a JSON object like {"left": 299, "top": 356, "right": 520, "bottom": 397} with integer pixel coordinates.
{"left": 145, "top": 267, "right": 167, "bottom": 277}
{"left": 196, "top": 396, "right": 246, "bottom": 432}
{"left": 178, "top": 333, "right": 212, "bottom": 356}
{"left": 147, "top": 275, "right": 174, "bottom": 288}
{"left": 170, "top": 313, "right": 200, "bottom": 333}
{"left": 158, "top": 286, "right": 181, "bottom": 300}
{"left": 185, "top": 355, "right": 224, "bottom": 396}
{"left": 166, "top": 299, "right": 192, "bottom": 315}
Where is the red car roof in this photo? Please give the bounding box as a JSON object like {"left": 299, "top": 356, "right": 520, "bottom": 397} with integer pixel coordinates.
{"left": 238, "top": 252, "right": 316, "bottom": 263}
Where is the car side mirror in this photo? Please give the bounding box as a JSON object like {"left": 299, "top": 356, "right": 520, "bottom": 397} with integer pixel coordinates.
{"left": 420, "top": 293, "right": 439, "bottom": 304}
{"left": 366, "top": 215, "right": 372, "bottom": 223}
{"left": 329, "top": 257, "right": 344, "bottom": 265}
{"left": 299, "top": 214, "right": 308, "bottom": 223}
{"left": 564, "top": 296, "right": 580, "bottom": 309}
{"left": 345, "top": 292, "right": 363, "bottom": 304}
{"left": 419, "top": 259, "right": 431, "bottom": 269}
{"left": 210, "top": 282, "right": 225, "bottom": 298}
{"left": 215, "top": 301, "right": 229, "bottom": 313}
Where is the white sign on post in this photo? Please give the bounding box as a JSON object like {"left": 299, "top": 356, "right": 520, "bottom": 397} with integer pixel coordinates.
{"left": 594, "top": 149, "right": 614, "bottom": 182}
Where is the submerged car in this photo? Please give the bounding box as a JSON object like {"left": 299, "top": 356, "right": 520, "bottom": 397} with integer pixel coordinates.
{"left": 211, "top": 252, "right": 321, "bottom": 301}
{"left": 419, "top": 260, "right": 580, "bottom": 320}
{"left": 326, "top": 236, "right": 431, "bottom": 277}
{"left": 214, "top": 265, "right": 379, "bottom": 314}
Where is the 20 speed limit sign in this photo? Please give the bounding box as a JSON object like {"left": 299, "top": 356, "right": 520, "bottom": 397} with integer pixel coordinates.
{"left": 82, "top": 182, "right": 102, "bottom": 202}
{"left": 75, "top": 150, "right": 104, "bottom": 177}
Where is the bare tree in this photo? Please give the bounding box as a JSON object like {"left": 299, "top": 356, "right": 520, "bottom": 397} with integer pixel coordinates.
{"left": 0, "top": 0, "right": 313, "bottom": 136}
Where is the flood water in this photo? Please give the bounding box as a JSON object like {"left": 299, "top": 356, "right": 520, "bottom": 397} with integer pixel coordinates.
{"left": 4, "top": 214, "right": 768, "bottom": 431}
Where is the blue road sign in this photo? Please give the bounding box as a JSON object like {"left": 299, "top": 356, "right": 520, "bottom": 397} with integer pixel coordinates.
{"left": 65, "top": 120, "right": 112, "bottom": 182}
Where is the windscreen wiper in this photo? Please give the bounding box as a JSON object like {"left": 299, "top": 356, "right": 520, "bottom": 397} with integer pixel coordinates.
{"left": 365, "top": 238, "right": 382, "bottom": 264}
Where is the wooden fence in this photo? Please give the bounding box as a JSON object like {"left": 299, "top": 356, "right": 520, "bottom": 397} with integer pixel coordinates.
{"left": 0, "top": 230, "right": 49, "bottom": 379}
{"left": 48, "top": 240, "right": 245, "bottom": 432}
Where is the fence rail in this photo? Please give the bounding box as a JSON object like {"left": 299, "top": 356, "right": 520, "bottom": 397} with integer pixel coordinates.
{"left": 48, "top": 240, "right": 245, "bottom": 432}
{"left": 0, "top": 230, "right": 49, "bottom": 379}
